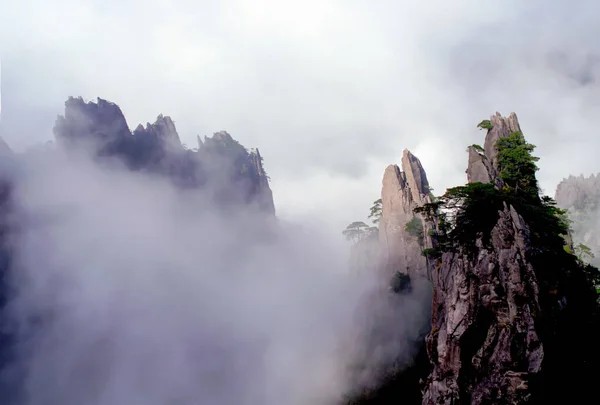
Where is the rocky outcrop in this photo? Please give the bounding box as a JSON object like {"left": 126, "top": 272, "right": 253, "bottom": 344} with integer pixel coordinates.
{"left": 354, "top": 113, "right": 599, "bottom": 405}
{"left": 421, "top": 112, "right": 600, "bottom": 404}
{"left": 379, "top": 149, "right": 434, "bottom": 280}
{"left": 198, "top": 131, "right": 275, "bottom": 215}
{"left": 465, "top": 112, "right": 522, "bottom": 187}
{"left": 424, "top": 113, "right": 540, "bottom": 404}
{"left": 555, "top": 173, "right": 600, "bottom": 211}
{"left": 555, "top": 173, "right": 600, "bottom": 267}
{"left": 53, "top": 97, "right": 275, "bottom": 215}
{"left": 0, "top": 97, "right": 278, "bottom": 401}
{"left": 465, "top": 147, "right": 490, "bottom": 184}
{"left": 423, "top": 203, "right": 543, "bottom": 404}
{"left": 54, "top": 97, "right": 132, "bottom": 153}
{"left": 133, "top": 114, "right": 182, "bottom": 151}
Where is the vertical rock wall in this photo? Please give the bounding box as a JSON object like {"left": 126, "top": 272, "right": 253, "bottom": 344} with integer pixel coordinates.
{"left": 379, "top": 149, "right": 434, "bottom": 280}
{"left": 423, "top": 113, "right": 544, "bottom": 404}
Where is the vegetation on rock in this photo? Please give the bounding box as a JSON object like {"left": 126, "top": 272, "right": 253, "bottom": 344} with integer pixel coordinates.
{"left": 389, "top": 271, "right": 412, "bottom": 294}
{"left": 368, "top": 198, "right": 383, "bottom": 224}
{"left": 414, "top": 120, "right": 600, "bottom": 404}
{"left": 496, "top": 131, "right": 539, "bottom": 197}
{"left": 342, "top": 221, "right": 374, "bottom": 242}
{"left": 343, "top": 198, "right": 382, "bottom": 243}
{"left": 469, "top": 143, "right": 485, "bottom": 152}
{"left": 404, "top": 217, "right": 424, "bottom": 240}
{"left": 476, "top": 119, "right": 493, "bottom": 130}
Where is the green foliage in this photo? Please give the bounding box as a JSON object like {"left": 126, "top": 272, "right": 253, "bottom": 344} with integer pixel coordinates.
{"left": 342, "top": 221, "right": 378, "bottom": 243}
{"left": 413, "top": 126, "right": 600, "bottom": 314}
{"left": 477, "top": 119, "right": 493, "bottom": 130}
{"left": 390, "top": 272, "right": 412, "bottom": 294}
{"left": 366, "top": 226, "right": 379, "bottom": 240}
{"left": 414, "top": 201, "right": 444, "bottom": 218}
{"left": 415, "top": 131, "right": 573, "bottom": 257}
{"left": 405, "top": 217, "right": 424, "bottom": 240}
{"left": 424, "top": 185, "right": 436, "bottom": 200}
{"left": 342, "top": 221, "right": 370, "bottom": 242}
{"left": 469, "top": 144, "right": 485, "bottom": 153}
{"left": 342, "top": 196, "right": 381, "bottom": 246}
{"left": 368, "top": 198, "right": 383, "bottom": 225}
{"left": 496, "top": 131, "right": 540, "bottom": 199}
{"left": 422, "top": 248, "right": 441, "bottom": 259}
{"left": 575, "top": 243, "right": 595, "bottom": 263}
{"left": 343, "top": 198, "right": 382, "bottom": 244}
{"left": 439, "top": 182, "right": 504, "bottom": 251}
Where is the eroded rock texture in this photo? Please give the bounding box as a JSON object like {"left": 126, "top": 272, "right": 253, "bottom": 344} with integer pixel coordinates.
{"left": 379, "top": 150, "right": 434, "bottom": 280}
{"left": 465, "top": 112, "right": 521, "bottom": 187}
{"left": 424, "top": 113, "right": 541, "bottom": 404}
{"left": 423, "top": 203, "right": 542, "bottom": 404}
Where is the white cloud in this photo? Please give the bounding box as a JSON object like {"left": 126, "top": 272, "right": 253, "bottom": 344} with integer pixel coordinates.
{"left": 1, "top": 0, "right": 600, "bottom": 229}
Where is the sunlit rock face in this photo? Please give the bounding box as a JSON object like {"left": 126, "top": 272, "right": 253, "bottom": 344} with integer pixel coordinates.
{"left": 379, "top": 149, "right": 434, "bottom": 281}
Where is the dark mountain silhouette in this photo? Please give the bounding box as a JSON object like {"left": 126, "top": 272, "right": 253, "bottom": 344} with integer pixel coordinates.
{"left": 52, "top": 97, "right": 275, "bottom": 215}
{"left": 0, "top": 96, "right": 276, "bottom": 402}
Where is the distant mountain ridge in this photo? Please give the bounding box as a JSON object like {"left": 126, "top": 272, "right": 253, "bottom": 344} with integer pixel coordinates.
{"left": 555, "top": 173, "right": 600, "bottom": 266}
{"left": 52, "top": 96, "right": 275, "bottom": 214}
{"left": 0, "top": 96, "right": 276, "bottom": 401}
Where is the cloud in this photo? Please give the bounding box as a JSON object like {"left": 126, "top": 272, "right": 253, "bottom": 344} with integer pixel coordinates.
{"left": 1, "top": 0, "right": 600, "bottom": 230}
{"left": 0, "top": 144, "right": 430, "bottom": 404}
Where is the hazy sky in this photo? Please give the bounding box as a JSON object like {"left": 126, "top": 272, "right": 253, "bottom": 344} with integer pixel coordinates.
{"left": 1, "top": 0, "right": 600, "bottom": 231}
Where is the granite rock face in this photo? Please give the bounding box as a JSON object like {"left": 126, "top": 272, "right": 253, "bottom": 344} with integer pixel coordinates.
{"left": 379, "top": 150, "right": 434, "bottom": 280}
{"left": 465, "top": 112, "right": 522, "bottom": 187}
{"left": 423, "top": 204, "right": 543, "bottom": 404}
{"left": 423, "top": 113, "right": 544, "bottom": 404}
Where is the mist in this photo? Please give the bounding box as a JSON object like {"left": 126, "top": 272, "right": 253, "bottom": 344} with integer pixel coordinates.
{"left": 3, "top": 0, "right": 600, "bottom": 232}
{"left": 0, "top": 142, "right": 430, "bottom": 405}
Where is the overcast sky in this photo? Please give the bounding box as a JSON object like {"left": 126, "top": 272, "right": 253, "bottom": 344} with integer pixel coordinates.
{"left": 1, "top": 0, "right": 600, "bottom": 232}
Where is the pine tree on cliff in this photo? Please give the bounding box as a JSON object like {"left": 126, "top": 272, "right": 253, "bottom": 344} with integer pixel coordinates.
{"left": 415, "top": 115, "right": 600, "bottom": 404}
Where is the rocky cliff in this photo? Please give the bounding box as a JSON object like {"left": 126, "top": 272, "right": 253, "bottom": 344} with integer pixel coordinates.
{"left": 0, "top": 96, "right": 278, "bottom": 401}
{"left": 423, "top": 203, "right": 543, "bottom": 404}
{"left": 555, "top": 173, "right": 600, "bottom": 211}
{"left": 420, "top": 113, "right": 600, "bottom": 404}
{"left": 466, "top": 113, "right": 521, "bottom": 188}
{"left": 555, "top": 173, "right": 600, "bottom": 267}
{"left": 379, "top": 150, "right": 435, "bottom": 281}
{"left": 53, "top": 97, "right": 275, "bottom": 214}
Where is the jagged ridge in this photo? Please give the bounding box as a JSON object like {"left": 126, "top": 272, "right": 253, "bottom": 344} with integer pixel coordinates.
{"left": 420, "top": 113, "right": 600, "bottom": 404}
{"left": 53, "top": 97, "right": 275, "bottom": 214}
{"left": 356, "top": 113, "right": 600, "bottom": 405}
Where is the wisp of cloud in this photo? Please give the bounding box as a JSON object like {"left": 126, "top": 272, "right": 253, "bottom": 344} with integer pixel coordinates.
{"left": 0, "top": 142, "right": 430, "bottom": 405}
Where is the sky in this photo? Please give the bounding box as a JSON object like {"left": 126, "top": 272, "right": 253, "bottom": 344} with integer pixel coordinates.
{"left": 1, "top": 0, "right": 600, "bottom": 232}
